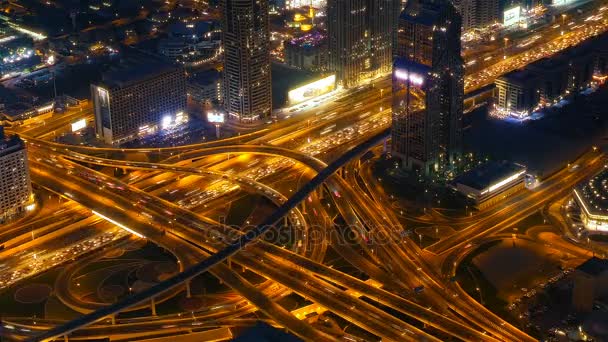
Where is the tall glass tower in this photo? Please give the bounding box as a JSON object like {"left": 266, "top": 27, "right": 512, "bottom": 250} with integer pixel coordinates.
{"left": 392, "top": 0, "right": 464, "bottom": 176}
{"left": 327, "top": 0, "right": 396, "bottom": 88}
{"left": 221, "top": 0, "right": 272, "bottom": 121}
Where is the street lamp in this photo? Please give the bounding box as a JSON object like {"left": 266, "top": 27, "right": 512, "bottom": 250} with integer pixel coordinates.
{"left": 476, "top": 287, "right": 484, "bottom": 305}
{"left": 503, "top": 37, "right": 509, "bottom": 59}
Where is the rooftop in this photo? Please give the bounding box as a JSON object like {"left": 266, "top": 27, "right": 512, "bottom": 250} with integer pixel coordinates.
{"left": 286, "top": 31, "right": 326, "bottom": 48}
{"left": 167, "top": 20, "right": 215, "bottom": 38}
{"left": 574, "top": 168, "right": 608, "bottom": 216}
{"left": 499, "top": 69, "right": 538, "bottom": 85}
{"left": 0, "top": 126, "right": 25, "bottom": 158}
{"left": 99, "top": 62, "right": 182, "bottom": 89}
{"left": 576, "top": 257, "right": 608, "bottom": 277}
{"left": 189, "top": 69, "right": 221, "bottom": 86}
{"left": 454, "top": 161, "right": 526, "bottom": 191}
{"left": 400, "top": 1, "right": 439, "bottom": 27}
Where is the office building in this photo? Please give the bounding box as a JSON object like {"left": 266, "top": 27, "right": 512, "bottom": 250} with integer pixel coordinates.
{"left": 91, "top": 63, "right": 187, "bottom": 145}
{"left": 392, "top": 0, "right": 465, "bottom": 175}
{"left": 453, "top": 0, "right": 500, "bottom": 31}
{"left": 221, "top": 0, "right": 272, "bottom": 121}
{"left": 327, "top": 0, "right": 395, "bottom": 88}
{"left": 188, "top": 69, "right": 223, "bottom": 106}
{"left": 0, "top": 126, "right": 33, "bottom": 221}
{"left": 494, "top": 70, "right": 540, "bottom": 117}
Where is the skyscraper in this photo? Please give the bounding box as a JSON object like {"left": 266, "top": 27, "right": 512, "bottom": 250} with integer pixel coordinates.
{"left": 327, "top": 0, "right": 395, "bottom": 88}
{"left": 0, "top": 126, "right": 33, "bottom": 221}
{"left": 221, "top": 0, "right": 272, "bottom": 121}
{"left": 392, "top": 0, "right": 464, "bottom": 175}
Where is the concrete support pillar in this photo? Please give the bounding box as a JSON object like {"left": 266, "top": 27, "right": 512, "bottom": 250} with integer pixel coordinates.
{"left": 151, "top": 297, "right": 157, "bottom": 316}
{"left": 186, "top": 280, "right": 191, "bottom": 298}
{"left": 111, "top": 315, "right": 116, "bottom": 325}
{"left": 64, "top": 335, "right": 69, "bottom": 342}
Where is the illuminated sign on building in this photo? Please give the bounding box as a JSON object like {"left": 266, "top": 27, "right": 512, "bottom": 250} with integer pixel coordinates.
{"left": 503, "top": 6, "right": 521, "bottom": 27}
{"left": 207, "top": 112, "right": 226, "bottom": 123}
{"left": 482, "top": 170, "right": 527, "bottom": 194}
{"left": 552, "top": 0, "right": 575, "bottom": 6}
{"left": 288, "top": 74, "right": 336, "bottom": 105}
{"left": 71, "top": 118, "right": 87, "bottom": 132}
{"left": 394, "top": 69, "right": 425, "bottom": 86}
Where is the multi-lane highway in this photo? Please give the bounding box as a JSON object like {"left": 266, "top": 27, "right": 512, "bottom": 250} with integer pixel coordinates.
{"left": 2, "top": 4, "right": 608, "bottom": 341}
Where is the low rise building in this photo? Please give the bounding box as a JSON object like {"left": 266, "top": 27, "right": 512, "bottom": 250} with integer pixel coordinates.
{"left": 493, "top": 32, "right": 602, "bottom": 118}
{"left": 573, "top": 168, "right": 608, "bottom": 234}
{"left": 495, "top": 70, "right": 540, "bottom": 118}
{"left": 572, "top": 257, "right": 608, "bottom": 313}
{"left": 451, "top": 161, "right": 527, "bottom": 210}
{"left": 0, "top": 126, "right": 33, "bottom": 221}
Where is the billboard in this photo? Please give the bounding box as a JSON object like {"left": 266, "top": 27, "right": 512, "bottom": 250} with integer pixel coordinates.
{"left": 71, "top": 118, "right": 86, "bottom": 132}
{"left": 553, "top": 0, "right": 574, "bottom": 5}
{"left": 207, "top": 112, "right": 225, "bottom": 123}
{"left": 504, "top": 6, "right": 521, "bottom": 27}
{"left": 288, "top": 74, "right": 336, "bottom": 105}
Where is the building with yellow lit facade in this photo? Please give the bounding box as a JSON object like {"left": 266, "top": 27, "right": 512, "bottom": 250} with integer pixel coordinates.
{"left": 574, "top": 168, "right": 608, "bottom": 234}
{"left": 327, "top": 0, "right": 396, "bottom": 88}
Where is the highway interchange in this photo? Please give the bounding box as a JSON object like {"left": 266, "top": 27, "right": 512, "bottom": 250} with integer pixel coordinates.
{"left": 2, "top": 3, "right": 608, "bottom": 341}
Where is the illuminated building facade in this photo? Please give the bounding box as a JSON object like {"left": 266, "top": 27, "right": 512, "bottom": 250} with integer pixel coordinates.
{"left": 392, "top": 0, "right": 464, "bottom": 175}
{"left": 91, "top": 63, "right": 187, "bottom": 145}
{"left": 327, "top": 0, "right": 395, "bottom": 88}
{"left": 0, "top": 126, "right": 33, "bottom": 221}
{"left": 493, "top": 36, "right": 599, "bottom": 119}
{"left": 573, "top": 169, "right": 608, "bottom": 234}
{"left": 452, "top": 0, "right": 500, "bottom": 30}
{"left": 495, "top": 70, "right": 539, "bottom": 118}
{"left": 451, "top": 161, "right": 526, "bottom": 210}
{"left": 221, "top": 0, "right": 272, "bottom": 121}
{"left": 286, "top": 0, "right": 326, "bottom": 10}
